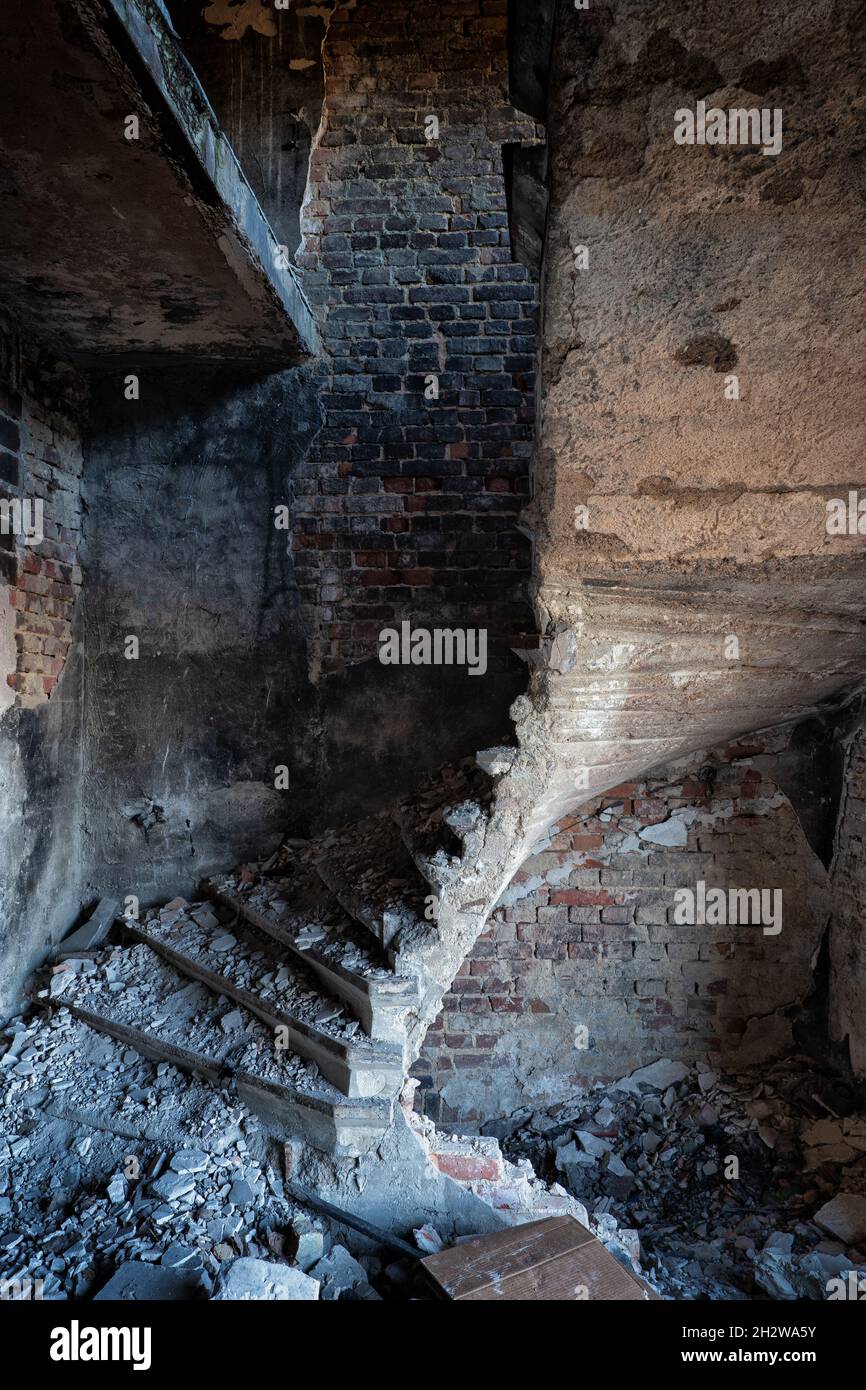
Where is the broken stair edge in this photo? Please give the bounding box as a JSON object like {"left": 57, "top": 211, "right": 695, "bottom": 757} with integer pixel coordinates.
{"left": 63, "top": 1002, "right": 392, "bottom": 1158}
{"left": 127, "top": 923, "right": 405, "bottom": 1102}
{"left": 206, "top": 881, "right": 420, "bottom": 1044}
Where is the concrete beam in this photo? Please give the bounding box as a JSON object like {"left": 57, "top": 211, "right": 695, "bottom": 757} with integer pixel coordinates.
{"left": 0, "top": 0, "right": 318, "bottom": 362}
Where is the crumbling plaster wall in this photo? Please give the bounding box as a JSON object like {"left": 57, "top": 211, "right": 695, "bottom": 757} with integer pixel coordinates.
{"left": 414, "top": 729, "right": 833, "bottom": 1128}
{"left": 0, "top": 328, "right": 87, "bottom": 1017}
{"left": 536, "top": 0, "right": 866, "bottom": 582}
{"left": 470, "top": 0, "right": 866, "bottom": 915}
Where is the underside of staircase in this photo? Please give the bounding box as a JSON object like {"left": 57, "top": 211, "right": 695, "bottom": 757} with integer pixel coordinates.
{"left": 52, "top": 757, "right": 506, "bottom": 1158}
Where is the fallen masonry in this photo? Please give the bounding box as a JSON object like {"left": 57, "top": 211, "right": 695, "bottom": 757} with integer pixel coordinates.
{"left": 4, "top": 978, "right": 865, "bottom": 1301}
{"left": 503, "top": 1056, "right": 866, "bottom": 1300}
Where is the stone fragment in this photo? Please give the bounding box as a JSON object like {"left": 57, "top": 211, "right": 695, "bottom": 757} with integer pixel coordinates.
{"left": 228, "top": 1179, "right": 254, "bottom": 1206}
{"left": 615, "top": 1059, "right": 688, "bottom": 1093}
{"left": 151, "top": 1172, "right": 195, "bottom": 1202}
{"left": 213, "top": 1257, "right": 319, "bottom": 1301}
{"left": 814, "top": 1194, "right": 866, "bottom": 1245}
{"left": 285, "top": 1222, "right": 324, "bottom": 1272}
{"left": 310, "top": 1244, "right": 367, "bottom": 1300}
{"left": 94, "top": 1260, "right": 204, "bottom": 1301}
{"left": 169, "top": 1149, "right": 209, "bottom": 1174}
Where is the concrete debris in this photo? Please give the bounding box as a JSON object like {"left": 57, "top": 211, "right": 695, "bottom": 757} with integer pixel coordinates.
{"left": 94, "top": 1260, "right": 208, "bottom": 1301}
{"left": 504, "top": 1058, "right": 866, "bottom": 1300}
{"left": 814, "top": 1194, "right": 866, "bottom": 1246}
{"left": 214, "top": 1257, "right": 319, "bottom": 1301}
{"left": 0, "top": 1006, "right": 347, "bottom": 1302}
{"left": 310, "top": 1244, "right": 368, "bottom": 1300}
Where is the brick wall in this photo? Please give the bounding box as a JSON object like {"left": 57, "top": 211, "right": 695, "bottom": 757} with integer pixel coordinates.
{"left": 413, "top": 738, "right": 830, "bottom": 1128}
{"left": 293, "top": 0, "right": 542, "bottom": 676}
{"left": 829, "top": 708, "right": 866, "bottom": 1078}
{"left": 0, "top": 329, "right": 84, "bottom": 710}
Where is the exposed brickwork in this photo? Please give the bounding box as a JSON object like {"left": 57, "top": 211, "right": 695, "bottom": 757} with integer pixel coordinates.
{"left": 0, "top": 330, "right": 84, "bottom": 710}
{"left": 829, "top": 708, "right": 866, "bottom": 1077}
{"left": 294, "top": 0, "right": 542, "bottom": 675}
{"left": 413, "top": 741, "right": 829, "bottom": 1127}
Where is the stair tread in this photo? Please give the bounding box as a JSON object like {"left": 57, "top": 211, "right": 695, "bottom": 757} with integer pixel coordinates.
{"left": 58, "top": 943, "right": 382, "bottom": 1113}
{"left": 132, "top": 903, "right": 399, "bottom": 1062}
{"left": 209, "top": 853, "right": 417, "bottom": 1000}
{"left": 394, "top": 758, "right": 493, "bottom": 881}
{"left": 314, "top": 812, "right": 432, "bottom": 949}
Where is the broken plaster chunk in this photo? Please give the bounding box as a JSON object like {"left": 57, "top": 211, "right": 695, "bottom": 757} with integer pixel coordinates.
{"left": 814, "top": 1194, "right": 866, "bottom": 1246}
{"left": 474, "top": 746, "right": 515, "bottom": 777}
{"left": 310, "top": 1244, "right": 367, "bottom": 1300}
{"left": 637, "top": 812, "right": 696, "bottom": 847}
{"left": 213, "top": 1257, "right": 319, "bottom": 1301}
{"left": 614, "top": 1059, "right": 689, "bottom": 1094}
{"left": 413, "top": 1223, "right": 444, "bottom": 1255}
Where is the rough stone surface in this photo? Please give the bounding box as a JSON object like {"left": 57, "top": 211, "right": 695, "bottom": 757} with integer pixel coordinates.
{"left": 214, "top": 1257, "right": 320, "bottom": 1301}
{"left": 414, "top": 738, "right": 831, "bottom": 1125}
{"left": 814, "top": 1195, "right": 866, "bottom": 1247}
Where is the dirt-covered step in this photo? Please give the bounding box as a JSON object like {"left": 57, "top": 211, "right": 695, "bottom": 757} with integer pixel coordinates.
{"left": 313, "top": 812, "right": 433, "bottom": 958}
{"left": 127, "top": 903, "right": 404, "bottom": 1100}
{"left": 393, "top": 757, "right": 494, "bottom": 889}
{"left": 206, "top": 852, "right": 418, "bottom": 1046}
{"left": 52, "top": 944, "right": 392, "bottom": 1157}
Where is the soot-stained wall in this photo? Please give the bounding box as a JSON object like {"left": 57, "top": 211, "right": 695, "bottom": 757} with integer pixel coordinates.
{"left": 79, "top": 353, "right": 525, "bottom": 909}
{"left": 78, "top": 363, "right": 322, "bottom": 907}
{"left": 0, "top": 331, "right": 87, "bottom": 1017}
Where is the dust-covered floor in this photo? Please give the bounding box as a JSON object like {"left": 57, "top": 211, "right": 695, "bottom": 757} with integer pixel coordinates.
{"left": 3, "top": 1000, "right": 866, "bottom": 1301}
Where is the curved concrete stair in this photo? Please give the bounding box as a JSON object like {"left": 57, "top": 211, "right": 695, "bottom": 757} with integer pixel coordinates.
{"left": 126, "top": 910, "right": 403, "bottom": 1100}
{"left": 206, "top": 856, "right": 418, "bottom": 1046}
{"left": 58, "top": 944, "right": 392, "bottom": 1156}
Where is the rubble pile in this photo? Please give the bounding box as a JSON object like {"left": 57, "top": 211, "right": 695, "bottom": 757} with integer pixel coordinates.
{"left": 504, "top": 1056, "right": 866, "bottom": 1299}
{"left": 5, "top": 985, "right": 866, "bottom": 1303}
{"left": 0, "top": 1007, "right": 385, "bottom": 1301}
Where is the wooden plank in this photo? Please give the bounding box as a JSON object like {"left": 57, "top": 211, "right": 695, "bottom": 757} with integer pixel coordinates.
{"left": 422, "top": 1216, "right": 593, "bottom": 1300}
{"left": 422, "top": 1216, "right": 659, "bottom": 1302}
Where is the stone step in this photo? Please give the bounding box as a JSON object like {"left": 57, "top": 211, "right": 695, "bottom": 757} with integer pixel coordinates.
{"left": 313, "top": 812, "right": 433, "bottom": 960}
{"left": 206, "top": 855, "right": 418, "bottom": 1046}
{"left": 55, "top": 944, "right": 392, "bottom": 1157}
{"left": 393, "top": 758, "right": 493, "bottom": 890}
{"left": 127, "top": 904, "right": 404, "bottom": 1100}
